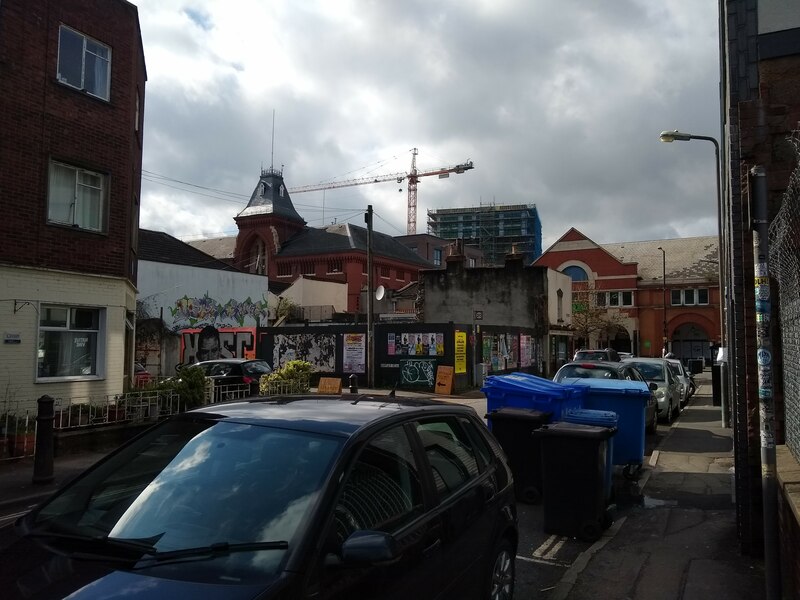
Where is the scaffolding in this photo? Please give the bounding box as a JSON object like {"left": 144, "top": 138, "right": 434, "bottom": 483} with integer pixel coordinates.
{"left": 427, "top": 203, "right": 542, "bottom": 266}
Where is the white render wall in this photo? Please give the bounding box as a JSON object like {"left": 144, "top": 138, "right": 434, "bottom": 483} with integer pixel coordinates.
{"left": 281, "top": 276, "right": 348, "bottom": 313}
{"left": 137, "top": 261, "right": 270, "bottom": 330}
{"left": 0, "top": 265, "right": 135, "bottom": 412}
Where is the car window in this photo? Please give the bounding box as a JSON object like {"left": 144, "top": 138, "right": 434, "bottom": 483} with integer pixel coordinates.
{"left": 333, "top": 426, "right": 424, "bottom": 543}
{"left": 628, "top": 361, "right": 665, "bottom": 381}
{"left": 575, "top": 351, "right": 607, "bottom": 361}
{"left": 626, "top": 367, "right": 645, "bottom": 382}
{"left": 243, "top": 361, "right": 272, "bottom": 375}
{"left": 555, "top": 364, "right": 617, "bottom": 381}
{"left": 416, "top": 418, "right": 480, "bottom": 500}
{"left": 209, "top": 363, "right": 233, "bottom": 376}
{"left": 667, "top": 363, "right": 682, "bottom": 378}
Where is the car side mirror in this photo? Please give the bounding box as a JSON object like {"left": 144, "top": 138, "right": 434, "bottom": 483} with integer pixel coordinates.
{"left": 649, "top": 382, "right": 657, "bottom": 392}
{"left": 340, "top": 530, "right": 401, "bottom": 565}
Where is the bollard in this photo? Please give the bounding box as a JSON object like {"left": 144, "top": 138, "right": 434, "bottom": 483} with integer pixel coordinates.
{"left": 33, "top": 395, "right": 55, "bottom": 484}
{"left": 349, "top": 374, "right": 358, "bottom": 394}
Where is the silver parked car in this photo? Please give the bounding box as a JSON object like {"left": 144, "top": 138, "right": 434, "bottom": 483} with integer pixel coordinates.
{"left": 666, "top": 358, "right": 692, "bottom": 408}
{"left": 622, "top": 358, "right": 682, "bottom": 425}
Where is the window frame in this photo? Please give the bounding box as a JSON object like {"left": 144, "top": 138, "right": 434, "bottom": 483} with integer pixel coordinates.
{"left": 37, "top": 305, "right": 105, "bottom": 381}
{"left": 47, "top": 160, "right": 108, "bottom": 233}
{"left": 433, "top": 248, "right": 443, "bottom": 266}
{"left": 57, "top": 25, "right": 111, "bottom": 101}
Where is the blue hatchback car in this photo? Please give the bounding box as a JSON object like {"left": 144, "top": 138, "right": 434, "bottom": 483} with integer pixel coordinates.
{"left": 2, "top": 396, "right": 517, "bottom": 600}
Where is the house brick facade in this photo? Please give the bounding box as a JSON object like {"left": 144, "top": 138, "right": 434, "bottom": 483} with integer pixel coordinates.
{"left": 0, "top": 0, "right": 146, "bottom": 410}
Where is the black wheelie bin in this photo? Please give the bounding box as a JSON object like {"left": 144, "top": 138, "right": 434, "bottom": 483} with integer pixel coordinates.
{"left": 533, "top": 421, "right": 617, "bottom": 542}
{"left": 485, "top": 407, "right": 552, "bottom": 504}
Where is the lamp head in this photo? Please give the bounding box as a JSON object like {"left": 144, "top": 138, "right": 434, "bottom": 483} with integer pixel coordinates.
{"left": 660, "top": 130, "right": 692, "bottom": 143}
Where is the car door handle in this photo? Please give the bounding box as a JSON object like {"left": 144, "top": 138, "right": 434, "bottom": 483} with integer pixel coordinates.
{"left": 422, "top": 538, "right": 442, "bottom": 557}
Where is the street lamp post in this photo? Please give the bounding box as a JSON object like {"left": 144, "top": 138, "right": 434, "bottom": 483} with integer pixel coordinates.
{"left": 657, "top": 246, "right": 667, "bottom": 355}
{"left": 659, "top": 129, "right": 727, "bottom": 427}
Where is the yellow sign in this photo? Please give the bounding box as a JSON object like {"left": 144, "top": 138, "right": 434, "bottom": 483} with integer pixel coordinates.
{"left": 455, "top": 331, "right": 467, "bottom": 374}
{"left": 317, "top": 377, "right": 343, "bottom": 394}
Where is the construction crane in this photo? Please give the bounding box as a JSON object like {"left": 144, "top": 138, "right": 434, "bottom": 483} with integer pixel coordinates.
{"left": 288, "top": 148, "right": 474, "bottom": 234}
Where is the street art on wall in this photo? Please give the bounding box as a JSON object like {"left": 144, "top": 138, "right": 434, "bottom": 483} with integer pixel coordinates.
{"left": 273, "top": 333, "right": 336, "bottom": 372}
{"left": 170, "top": 294, "right": 268, "bottom": 328}
{"left": 388, "top": 332, "right": 444, "bottom": 356}
{"left": 400, "top": 359, "right": 436, "bottom": 387}
{"left": 179, "top": 326, "right": 256, "bottom": 365}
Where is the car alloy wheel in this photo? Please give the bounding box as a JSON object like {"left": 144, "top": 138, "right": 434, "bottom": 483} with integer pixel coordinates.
{"left": 488, "top": 537, "right": 515, "bottom": 600}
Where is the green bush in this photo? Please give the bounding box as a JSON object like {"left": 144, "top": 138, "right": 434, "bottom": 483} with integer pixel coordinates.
{"left": 260, "top": 360, "right": 314, "bottom": 395}
{"left": 158, "top": 365, "right": 207, "bottom": 409}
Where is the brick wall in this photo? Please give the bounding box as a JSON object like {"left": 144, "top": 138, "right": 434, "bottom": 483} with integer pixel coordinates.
{"left": 0, "top": 0, "right": 145, "bottom": 283}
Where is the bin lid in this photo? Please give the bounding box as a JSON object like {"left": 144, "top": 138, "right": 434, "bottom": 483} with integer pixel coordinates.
{"left": 485, "top": 407, "right": 552, "bottom": 422}
{"left": 533, "top": 421, "right": 617, "bottom": 439}
{"left": 558, "top": 377, "right": 650, "bottom": 398}
{"left": 482, "top": 373, "right": 586, "bottom": 399}
{"left": 562, "top": 408, "right": 618, "bottom": 428}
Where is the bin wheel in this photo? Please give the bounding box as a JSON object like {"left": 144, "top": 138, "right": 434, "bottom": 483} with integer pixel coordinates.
{"left": 623, "top": 464, "right": 642, "bottom": 481}
{"left": 520, "top": 485, "right": 541, "bottom": 505}
{"left": 579, "top": 521, "right": 602, "bottom": 543}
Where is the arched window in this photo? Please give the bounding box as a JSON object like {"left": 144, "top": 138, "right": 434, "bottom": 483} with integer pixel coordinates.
{"left": 562, "top": 266, "right": 588, "bottom": 281}
{"left": 557, "top": 289, "right": 564, "bottom": 322}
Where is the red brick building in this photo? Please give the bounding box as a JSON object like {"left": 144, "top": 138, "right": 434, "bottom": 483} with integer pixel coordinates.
{"left": 534, "top": 229, "right": 721, "bottom": 361}
{"left": 0, "top": 0, "right": 146, "bottom": 408}
{"left": 190, "top": 168, "right": 433, "bottom": 313}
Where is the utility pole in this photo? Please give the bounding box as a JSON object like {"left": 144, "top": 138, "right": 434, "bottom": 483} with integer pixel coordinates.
{"left": 365, "top": 205, "right": 374, "bottom": 388}
{"left": 657, "top": 246, "right": 667, "bottom": 355}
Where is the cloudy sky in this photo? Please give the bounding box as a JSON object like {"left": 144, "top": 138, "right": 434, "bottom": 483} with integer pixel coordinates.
{"left": 133, "top": 0, "right": 722, "bottom": 251}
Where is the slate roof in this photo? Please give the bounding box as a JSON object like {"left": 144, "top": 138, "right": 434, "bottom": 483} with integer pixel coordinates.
{"left": 237, "top": 167, "right": 305, "bottom": 223}
{"left": 187, "top": 236, "right": 236, "bottom": 260}
{"left": 139, "top": 229, "right": 240, "bottom": 272}
{"left": 277, "top": 223, "right": 434, "bottom": 267}
{"left": 601, "top": 236, "right": 719, "bottom": 284}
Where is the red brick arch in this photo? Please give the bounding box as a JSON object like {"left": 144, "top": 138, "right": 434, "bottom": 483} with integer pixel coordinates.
{"left": 667, "top": 312, "right": 715, "bottom": 339}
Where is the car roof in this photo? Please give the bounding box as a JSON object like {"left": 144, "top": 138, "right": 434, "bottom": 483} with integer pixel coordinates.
{"left": 561, "top": 360, "right": 624, "bottom": 368}
{"left": 623, "top": 357, "right": 667, "bottom": 364}
{"left": 187, "top": 395, "right": 472, "bottom": 437}
{"left": 195, "top": 358, "right": 266, "bottom": 365}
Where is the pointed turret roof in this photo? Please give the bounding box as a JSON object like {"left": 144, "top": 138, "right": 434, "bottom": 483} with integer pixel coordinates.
{"left": 237, "top": 167, "right": 305, "bottom": 223}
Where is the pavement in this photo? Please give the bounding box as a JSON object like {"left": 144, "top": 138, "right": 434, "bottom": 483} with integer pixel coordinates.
{"left": 0, "top": 372, "right": 767, "bottom": 598}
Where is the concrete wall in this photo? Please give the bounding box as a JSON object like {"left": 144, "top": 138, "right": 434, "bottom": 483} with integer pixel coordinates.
{"left": 421, "top": 255, "right": 548, "bottom": 333}
{"left": 281, "top": 276, "right": 348, "bottom": 313}
{"left": 137, "top": 261, "right": 270, "bottom": 331}
{"left": 0, "top": 265, "right": 135, "bottom": 412}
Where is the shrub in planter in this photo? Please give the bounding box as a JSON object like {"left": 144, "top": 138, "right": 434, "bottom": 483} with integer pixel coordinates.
{"left": 260, "top": 360, "right": 314, "bottom": 395}
{"left": 157, "top": 365, "right": 207, "bottom": 410}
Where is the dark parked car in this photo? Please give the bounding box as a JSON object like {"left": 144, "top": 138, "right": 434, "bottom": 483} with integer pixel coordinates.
{"left": 194, "top": 358, "right": 272, "bottom": 397}
{"left": 553, "top": 361, "right": 658, "bottom": 433}
{"left": 3, "top": 396, "right": 518, "bottom": 599}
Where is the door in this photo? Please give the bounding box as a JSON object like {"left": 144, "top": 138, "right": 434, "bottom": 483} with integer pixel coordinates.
{"left": 313, "top": 425, "right": 445, "bottom": 600}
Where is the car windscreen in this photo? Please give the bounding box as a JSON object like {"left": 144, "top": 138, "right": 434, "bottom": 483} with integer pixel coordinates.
{"left": 667, "top": 363, "right": 683, "bottom": 378}
{"left": 554, "top": 364, "right": 619, "bottom": 382}
{"left": 30, "top": 418, "right": 342, "bottom": 581}
{"left": 574, "top": 351, "right": 608, "bottom": 361}
{"left": 628, "top": 361, "right": 665, "bottom": 381}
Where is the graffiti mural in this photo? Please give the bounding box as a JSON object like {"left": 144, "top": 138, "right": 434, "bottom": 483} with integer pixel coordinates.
{"left": 179, "top": 326, "right": 257, "bottom": 365}
{"left": 400, "top": 359, "right": 436, "bottom": 387}
{"left": 273, "top": 334, "right": 336, "bottom": 372}
{"left": 170, "top": 294, "right": 268, "bottom": 329}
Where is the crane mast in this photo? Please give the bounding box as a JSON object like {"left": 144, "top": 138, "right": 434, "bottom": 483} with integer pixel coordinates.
{"left": 288, "top": 148, "right": 473, "bottom": 234}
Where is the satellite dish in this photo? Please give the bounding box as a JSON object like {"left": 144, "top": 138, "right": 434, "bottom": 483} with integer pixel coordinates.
{"left": 375, "top": 285, "right": 386, "bottom": 300}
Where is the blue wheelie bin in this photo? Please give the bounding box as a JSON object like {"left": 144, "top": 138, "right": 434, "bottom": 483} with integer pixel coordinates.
{"left": 561, "top": 408, "right": 617, "bottom": 504}
{"left": 482, "top": 373, "right": 586, "bottom": 422}
{"left": 533, "top": 422, "right": 617, "bottom": 542}
{"left": 560, "top": 378, "right": 649, "bottom": 479}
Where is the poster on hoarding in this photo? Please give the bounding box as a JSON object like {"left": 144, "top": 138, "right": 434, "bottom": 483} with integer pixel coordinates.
{"left": 455, "top": 331, "right": 467, "bottom": 373}
{"left": 343, "top": 333, "right": 366, "bottom": 372}
{"left": 520, "top": 335, "right": 532, "bottom": 367}
{"left": 389, "top": 332, "right": 444, "bottom": 356}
